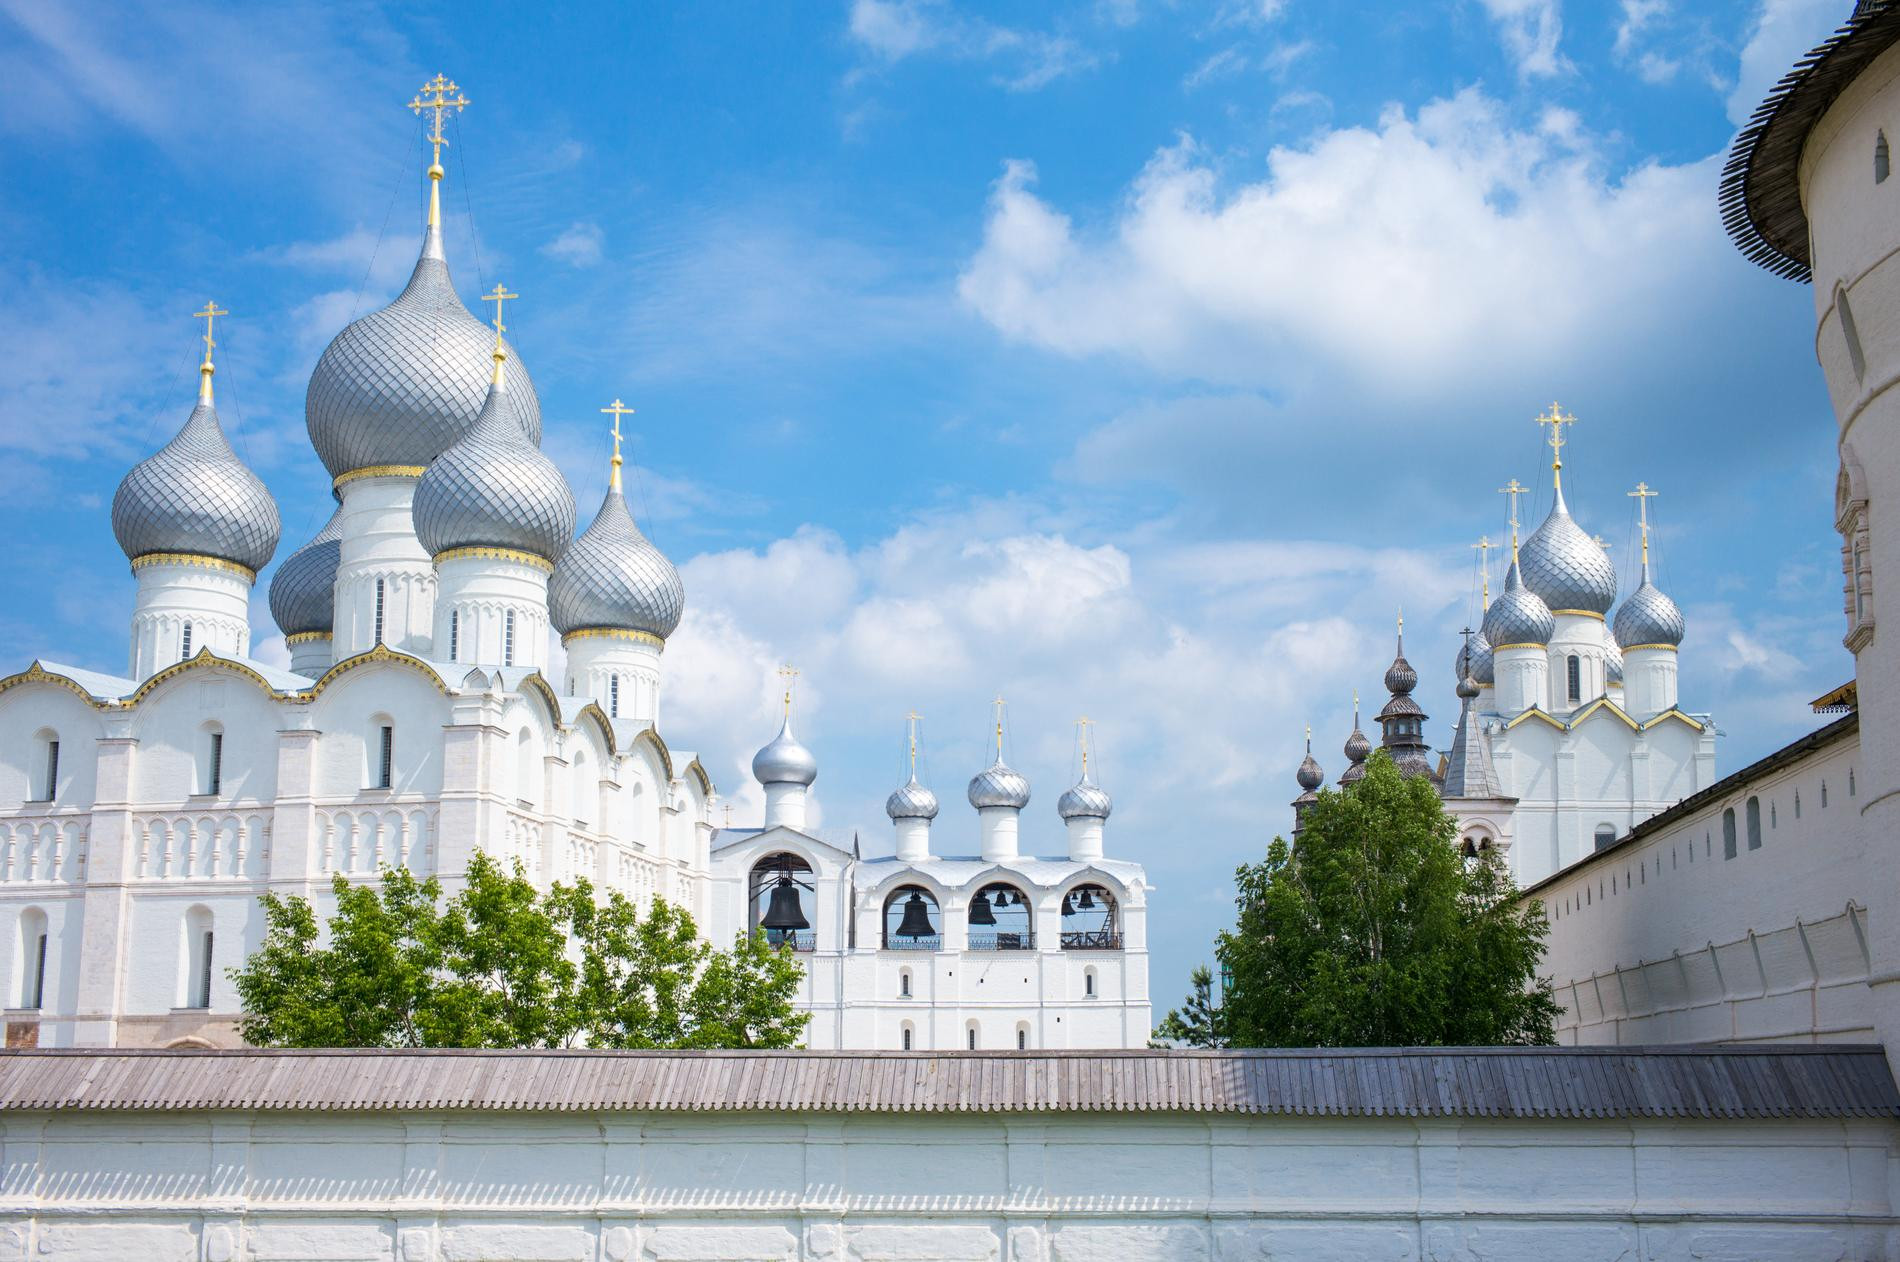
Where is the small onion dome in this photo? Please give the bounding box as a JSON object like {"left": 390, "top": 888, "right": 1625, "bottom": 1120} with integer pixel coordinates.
{"left": 112, "top": 396, "right": 281, "bottom": 574}
{"left": 752, "top": 713, "right": 818, "bottom": 787}
{"left": 414, "top": 368, "right": 575, "bottom": 564}
{"left": 1519, "top": 486, "right": 1617, "bottom": 615}
{"left": 269, "top": 506, "right": 344, "bottom": 637}
{"left": 1482, "top": 560, "right": 1555, "bottom": 647}
{"left": 1295, "top": 749, "right": 1324, "bottom": 792}
{"left": 1384, "top": 649, "right": 1417, "bottom": 696}
{"left": 1613, "top": 576, "right": 1686, "bottom": 649}
{"left": 968, "top": 757, "right": 1031, "bottom": 810}
{"left": 549, "top": 487, "right": 684, "bottom": 641}
{"left": 1340, "top": 722, "right": 1371, "bottom": 785}
{"left": 886, "top": 773, "right": 939, "bottom": 821}
{"left": 1058, "top": 773, "right": 1112, "bottom": 821}
{"left": 1468, "top": 628, "right": 1496, "bottom": 686}
{"left": 1456, "top": 671, "right": 1480, "bottom": 701}
{"left": 305, "top": 222, "right": 541, "bottom": 480}
{"left": 1606, "top": 640, "right": 1626, "bottom": 686}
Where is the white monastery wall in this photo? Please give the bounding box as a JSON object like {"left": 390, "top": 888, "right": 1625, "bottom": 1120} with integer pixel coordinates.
{"left": 0, "top": 1107, "right": 1890, "bottom": 1261}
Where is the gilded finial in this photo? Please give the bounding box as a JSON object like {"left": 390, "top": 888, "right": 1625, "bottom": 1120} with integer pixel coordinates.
{"left": 479, "top": 284, "right": 516, "bottom": 385}
{"left": 192, "top": 301, "right": 227, "bottom": 406}
{"left": 906, "top": 710, "right": 922, "bottom": 774}
{"left": 1075, "top": 716, "right": 1093, "bottom": 777}
{"left": 1535, "top": 401, "right": 1576, "bottom": 493}
{"left": 601, "top": 398, "right": 635, "bottom": 493}
{"left": 778, "top": 664, "right": 799, "bottom": 717}
{"left": 992, "top": 695, "right": 1007, "bottom": 759}
{"left": 1352, "top": 688, "right": 1359, "bottom": 722}
{"left": 1498, "top": 478, "right": 1527, "bottom": 562}
{"left": 1628, "top": 481, "right": 1658, "bottom": 576}
{"left": 409, "top": 75, "right": 469, "bottom": 229}
{"left": 1472, "top": 535, "right": 1493, "bottom": 609}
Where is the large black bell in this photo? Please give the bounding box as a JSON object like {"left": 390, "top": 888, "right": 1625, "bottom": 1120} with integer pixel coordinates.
{"left": 968, "top": 890, "right": 997, "bottom": 926}
{"left": 1061, "top": 893, "right": 1076, "bottom": 917}
{"left": 1077, "top": 887, "right": 1095, "bottom": 911}
{"left": 895, "top": 891, "right": 935, "bottom": 938}
{"left": 761, "top": 874, "right": 809, "bottom": 931}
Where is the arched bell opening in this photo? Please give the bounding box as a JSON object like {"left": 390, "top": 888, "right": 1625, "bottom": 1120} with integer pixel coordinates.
{"left": 749, "top": 852, "right": 815, "bottom": 951}
{"left": 882, "top": 884, "right": 941, "bottom": 951}
{"left": 967, "top": 881, "right": 1034, "bottom": 951}
{"left": 1058, "top": 883, "right": 1121, "bottom": 951}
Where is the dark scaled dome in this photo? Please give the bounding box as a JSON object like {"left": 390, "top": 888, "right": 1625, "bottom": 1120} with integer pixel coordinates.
{"left": 549, "top": 485, "right": 685, "bottom": 640}
{"left": 413, "top": 367, "right": 575, "bottom": 564}
{"left": 1519, "top": 487, "right": 1617, "bottom": 615}
{"left": 1295, "top": 748, "right": 1324, "bottom": 792}
{"left": 269, "top": 506, "right": 344, "bottom": 637}
{"left": 113, "top": 395, "right": 281, "bottom": 574}
{"left": 305, "top": 223, "right": 541, "bottom": 480}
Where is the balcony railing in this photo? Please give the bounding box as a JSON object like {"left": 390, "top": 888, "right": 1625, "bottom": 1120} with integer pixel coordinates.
{"left": 968, "top": 931, "right": 1036, "bottom": 951}
{"left": 881, "top": 934, "right": 942, "bottom": 951}
{"left": 764, "top": 929, "right": 817, "bottom": 952}
{"left": 1060, "top": 930, "right": 1124, "bottom": 951}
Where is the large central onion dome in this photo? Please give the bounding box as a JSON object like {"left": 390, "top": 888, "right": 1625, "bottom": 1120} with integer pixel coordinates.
{"left": 269, "top": 506, "right": 344, "bottom": 637}
{"left": 413, "top": 359, "right": 574, "bottom": 564}
{"left": 1483, "top": 560, "right": 1556, "bottom": 647}
{"left": 113, "top": 385, "right": 280, "bottom": 574}
{"left": 549, "top": 485, "right": 684, "bottom": 641}
{"left": 753, "top": 712, "right": 818, "bottom": 787}
{"left": 968, "top": 756, "right": 1031, "bottom": 810}
{"left": 305, "top": 222, "right": 541, "bottom": 480}
{"left": 1519, "top": 487, "right": 1617, "bottom": 615}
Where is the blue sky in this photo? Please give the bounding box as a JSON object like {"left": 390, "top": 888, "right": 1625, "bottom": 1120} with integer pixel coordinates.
{"left": 0, "top": 0, "right": 1856, "bottom": 1010}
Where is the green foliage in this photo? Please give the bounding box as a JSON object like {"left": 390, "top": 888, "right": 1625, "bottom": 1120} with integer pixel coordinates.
{"left": 1151, "top": 964, "right": 1227, "bottom": 1048}
{"left": 1166, "top": 751, "right": 1558, "bottom": 1048}
{"left": 233, "top": 852, "right": 809, "bottom": 1049}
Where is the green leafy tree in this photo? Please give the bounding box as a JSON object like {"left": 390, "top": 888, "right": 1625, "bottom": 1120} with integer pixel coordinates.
{"left": 1151, "top": 964, "right": 1227, "bottom": 1048}
{"left": 1167, "top": 751, "right": 1558, "bottom": 1047}
{"left": 233, "top": 852, "right": 809, "bottom": 1049}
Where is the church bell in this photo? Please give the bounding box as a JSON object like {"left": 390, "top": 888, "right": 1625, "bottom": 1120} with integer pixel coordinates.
{"left": 968, "top": 890, "right": 997, "bottom": 927}
{"left": 1077, "top": 887, "right": 1095, "bottom": 911}
{"left": 895, "top": 891, "right": 935, "bottom": 938}
{"left": 761, "top": 874, "right": 809, "bottom": 931}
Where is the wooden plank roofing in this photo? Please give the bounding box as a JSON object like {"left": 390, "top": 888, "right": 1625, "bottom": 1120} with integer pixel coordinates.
{"left": 0, "top": 1046, "right": 1890, "bottom": 1119}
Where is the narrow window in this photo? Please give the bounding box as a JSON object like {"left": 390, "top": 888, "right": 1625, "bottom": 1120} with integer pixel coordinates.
{"left": 180, "top": 621, "right": 193, "bottom": 660}
{"left": 1850, "top": 769, "right": 1857, "bottom": 796}
{"left": 42, "top": 739, "right": 58, "bottom": 802}
{"left": 26, "top": 932, "right": 47, "bottom": 1010}
{"left": 968, "top": 1026, "right": 977, "bottom": 1050}
{"left": 449, "top": 610, "right": 459, "bottom": 662}
{"left": 609, "top": 675, "right": 620, "bottom": 718}
{"left": 1795, "top": 791, "right": 1801, "bottom": 819}
{"left": 902, "top": 1026, "right": 913, "bottom": 1051}
{"left": 377, "top": 725, "right": 394, "bottom": 790}
{"left": 1838, "top": 283, "right": 1869, "bottom": 382}
{"left": 1085, "top": 968, "right": 1097, "bottom": 997}
{"left": 1746, "top": 796, "right": 1762, "bottom": 849}
{"left": 1822, "top": 780, "right": 1829, "bottom": 808}
{"left": 1878, "top": 130, "right": 1890, "bottom": 183}
{"left": 207, "top": 732, "right": 223, "bottom": 797}
{"left": 1017, "top": 1028, "right": 1027, "bottom": 1050}
{"left": 1771, "top": 800, "right": 1778, "bottom": 829}
{"left": 1593, "top": 824, "right": 1616, "bottom": 852}
{"left": 196, "top": 931, "right": 214, "bottom": 1009}
{"left": 374, "top": 579, "right": 386, "bottom": 644}
{"left": 900, "top": 969, "right": 911, "bottom": 997}
{"left": 1722, "top": 809, "right": 1737, "bottom": 859}
{"left": 504, "top": 610, "right": 516, "bottom": 667}
{"left": 1566, "top": 655, "right": 1581, "bottom": 703}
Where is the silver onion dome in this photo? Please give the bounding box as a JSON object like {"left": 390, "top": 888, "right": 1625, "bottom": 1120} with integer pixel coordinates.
{"left": 413, "top": 369, "right": 575, "bottom": 564}
{"left": 1482, "top": 560, "right": 1555, "bottom": 647}
{"left": 753, "top": 714, "right": 818, "bottom": 787}
{"left": 1518, "top": 488, "right": 1617, "bottom": 615}
{"left": 968, "top": 757, "right": 1031, "bottom": 810}
{"left": 305, "top": 223, "right": 541, "bottom": 480}
{"left": 1606, "top": 639, "right": 1625, "bottom": 686}
{"left": 1057, "top": 773, "right": 1112, "bottom": 821}
{"left": 1613, "top": 577, "right": 1686, "bottom": 649}
{"left": 1468, "top": 628, "right": 1495, "bottom": 686}
{"left": 886, "top": 774, "right": 939, "bottom": 821}
{"left": 268, "top": 506, "right": 344, "bottom": 637}
{"left": 1456, "top": 671, "right": 1480, "bottom": 700}
{"left": 549, "top": 487, "right": 684, "bottom": 640}
{"left": 112, "top": 397, "right": 281, "bottom": 573}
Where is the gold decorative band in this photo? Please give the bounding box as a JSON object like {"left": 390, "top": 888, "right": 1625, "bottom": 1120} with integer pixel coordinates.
{"left": 1548, "top": 609, "right": 1606, "bottom": 621}
{"left": 1490, "top": 642, "right": 1547, "bottom": 652}
{"left": 333, "top": 464, "right": 427, "bottom": 489}
{"left": 562, "top": 627, "right": 666, "bottom": 648}
{"left": 433, "top": 545, "right": 555, "bottom": 572}
{"left": 130, "top": 552, "right": 256, "bottom": 582}
{"left": 1620, "top": 643, "right": 1678, "bottom": 653}
{"left": 285, "top": 631, "right": 333, "bottom": 645}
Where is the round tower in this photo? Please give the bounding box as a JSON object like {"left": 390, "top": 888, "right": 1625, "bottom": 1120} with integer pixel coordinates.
{"left": 967, "top": 698, "right": 1030, "bottom": 861}
{"left": 885, "top": 713, "right": 938, "bottom": 862}
{"left": 1056, "top": 719, "right": 1111, "bottom": 862}
{"left": 1376, "top": 616, "right": 1436, "bottom": 780}
{"left": 753, "top": 669, "right": 817, "bottom": 831}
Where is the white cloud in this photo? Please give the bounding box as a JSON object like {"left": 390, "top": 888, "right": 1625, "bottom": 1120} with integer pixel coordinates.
{"left": 1728, "top": 0, "right": 1845, "bottom": 125}
{"left": 1479, "top": 0, "right": 1569, "bottom": 80}
{"left": 541, "top": 221, "right": 605, "bottom": 269}
{"left": 1184, "top": 46, "right": 1248, "bottom": 91}
{"left": 845, "top": 0, "right": 1098, "bottom": 91}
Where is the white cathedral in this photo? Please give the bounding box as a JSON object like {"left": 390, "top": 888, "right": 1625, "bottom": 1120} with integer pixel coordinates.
{"left": 0, "top": 80, "right": 1148, "bottom": 1052}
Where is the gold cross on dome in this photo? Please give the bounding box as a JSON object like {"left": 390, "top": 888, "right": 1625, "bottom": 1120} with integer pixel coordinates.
{"left": 1075, "top": 716, "right": 1093, "bottom": 775}
{"left": 192, "top": 301, "right": 227, "bottom": 358}
{"left": 1497, "top": 478, "right": 1528, "bottom": 559}
{"left": 1628, "top": 480, "right": 1659, "bottom": 566}
{"left": 481, "top": 284, "right": 517, "bottom": 340}
{"left": 408, "top": 74, "right": 469, "bottom": 166}
{"left": 779, "top": 665, "right": 799, "bottom": 715}
{"left": 906, "top": 710, "right": 922, "bottom": 771}
{"left": 1472, "top": 536, "right": 1493, "bottom": 608}
{"left": 1535, "top": 401, "right": 1577, "bottom": 488}
{"left": 601, "top": 398, "right": 634, "bottom": 491}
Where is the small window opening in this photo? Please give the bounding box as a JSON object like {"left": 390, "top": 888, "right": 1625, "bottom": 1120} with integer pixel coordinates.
{"left": 376, "top": 725, "right": 394, "bottom": 790}
{"left": 206, "top": 731, "right": 223, "bottom": 797}
{"left": 1878, "top": 130, "right": 1890, "bottom": 183}
{"left": 504, "top": 610, "right": 516, "bottom": 667}
{"left": 1822, "top": 780, "right": 1829, "bottom": 808}
{"left": 1746, "top": 796, "right": 1762, "bottom": 849}
{"left": 899, "top": 969, "right": 911, "bottom": 998}
{"left": 1850, "top": 769, "right": 1857, "bottom": 796}
{"left": 449, "top": 610, "right": 459, "bottom": 662}
{"left": 180, "top": 621, "right": 193, "bottom": 660}
{"left": 967, "top": 1027, "right": 977, "bottom": 1051}
{"left": 41, "top": 739, "right": 58, "bottom": 802}
{"left": 374, "top": 579, "right": 386, "bottom": 644}
{"left": 1566, "top": 655, "right": 1581, "bottom": 703}
{"left": 1084, "top": 968, "right": 1097, "bottom": 997}
{"left": 1017, "top": 1028, "right": 1027, "bottom": 1050}
{"left": 610, "top": 675, "right": 620, "bottom": 718}
{"left": 1593, "top": 824, "right": 1616, "bottom": 852}
{"left": 1794, "top": 790, "right": 1801, "bottom": 819}
{"left": 902, "top": 1026, "right": 913, "bottom": 1050}
{"left": 1839, "top": 285, "right": 1869, "bottom": 381}
{"left": 1771, "top": 800, "right": 1778, "bottom": 828}
{"left": 1722, "top": 809, "right": 1737, "bottom": 859}
{"left": 195, "top": 930, "right": 214, "bottom": 1009}
{"left": 25, "top": 932, "right": 47, "bottom": 1010}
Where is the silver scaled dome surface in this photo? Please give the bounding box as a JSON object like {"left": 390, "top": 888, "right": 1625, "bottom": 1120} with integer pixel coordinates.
{"left": 753, "top": 714, "right": 818, "bottom": 787}
{"left": 1483, "top": 560, "right": 1556, "bottom": 647}
{"left": 1613, "top": 577, "right": 1686, "bottom": 649}
{"left": 1460, "top": 627, "right": 1495, "bottom": 686}
{"left": 1518, "top": 488, "right": 1617, "bottom": 615}
{"left": 549, "top": 487, "right": 684, "bottom": 640}
{"left": 1606, "top": 639, "right": 1626, "bottom": 686}
{"left": 1057, "top": 773, "right": 1112, "bottom": 820}
{"left": 886, "top": 774, "right": 940, "bottom": 821}
{"left": 305, "top": 223, "right": 541, "bottom": 480}
{"left": 413, "top": 371, "right": 575, "bottom": 564}
{"left": 268, "top": 506, "right": 344, "bottom": 637}
{"left": 112, "top": 397, "right": 281, "bottom": 573}
{"left": 968, "top": 757, "right": 1031, "bottom": 810}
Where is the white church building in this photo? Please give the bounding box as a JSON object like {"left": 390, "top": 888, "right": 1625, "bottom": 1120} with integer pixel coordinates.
{"left": 0, "top": 80, "right": 1149, "bottom": 1052}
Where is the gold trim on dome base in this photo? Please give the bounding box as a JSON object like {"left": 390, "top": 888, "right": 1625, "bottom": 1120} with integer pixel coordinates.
{"left": 432, "top": 545, "right": 555, "bottom": 573}
{"left": 129, "top": 552, "right": 257, "bottom": 583}
{"left": 333, "top": 464, "right": 427, "bottom": 490}
{"left": 562, "top": 627, "right": 666, "bottom": 649}
{"left": 1490, "top": 642, "right": 1549, "bottom": 652}
{"left": 285, "top": 631, "right": 333, "bottom": 646}
{"left": 1548, "top": 609, "right": 1606, "bottom": 621}
{"left": 1620, "top": 642, "right": 1679, "bottom": 653}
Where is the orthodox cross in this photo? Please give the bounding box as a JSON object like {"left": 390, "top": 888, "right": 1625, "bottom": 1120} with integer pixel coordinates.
{"left": 1498, "top": 478, "right": 1528, "bottom": 559}
{"left": 1472, "top": 535, "right": 1493, "bottom": 608}
{"left": 481, "top": 284, "right": 516, "bottom": 343}
{"left": 1628, "top": 481, "right": 1659, "bottom": 568}
{"left": 992, "top": 695, "right": 1008, "bottom": 760}
{"left": 602, "top": 398, "right": 635, "bottom": 492}
{"left": 779, "top": 665, "right": 799, "bottom": 716}
{"left": 1535, "top": 401, "right": 1576, "bottom": 490}
{"left": 193, "top": 301, "right": 227, "bottom": 403}
{"left": 906, "top": 710, "right": 922, "bottom": 774}
{"left": 408, "top": 74, "right": 469, "bottom": 167}
{"left": 1075, "top": 716, "right": 1094, "bottom": 777}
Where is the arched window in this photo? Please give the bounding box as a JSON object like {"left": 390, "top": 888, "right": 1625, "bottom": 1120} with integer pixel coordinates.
{"left": 180, "top": 906, "right": 214, "bottom": 1009}
{"left": 369, "top": 716, "right": 394, "bottom": 790}
{"left": 967, "top": 881, "right": 1033, "bottom": 950}
{"left": 1722, "top": 808, "right": 1737, "bottom": 859}
{"left": 1745, "top": 796, "right": 1762, "bottom": 850}
{"left": 899, "top": 967, "right": 912, "bottom": 998}
{"left": 1593, "top": 824, "right": 1616, "bottom": 852}
{"left": 31, "top": 730, "right": 58, "bottom": 803}
{"left": 503, "top": 610, "right": 517, "bottom": 667}
{"left": 1566, "top": 655, "right": 1581, "bottom": 703}
{"left": 966, "top": 1023, "right": 979, "bottom": 1050}
{"left": 199, "top": 723, "right": 224, "bottom": 797}
{"left": 1060, "top": 884, "right": 1122, "bottom": 951}
{"left": 882, "top": 884, "right": 941, "bottom": 950}
{"left": 373, "top": 579, "right": 387, "bottom": 644}
{"left": 1016, "top": 1024, "right": 1029, "bottom": 1050}
{"left": 749, "top": 853, "right": 814, "bottom": 950}
{"left": 1878, "top": 129, "right": 1890, "bottom": 183}
{"left": 17, "top": 908, "right": 47, "bottom": 1010}
{"left": 1084, "top": 966, "right": 1097, "bottom": 997}
{"left": 180, "top": 620, "right": 194, "bottom": 661}
{"left": 901, "top": 1023, "right": 914, "bottom": 1051}
{"left": 448, "top": 610, "right": 460, "bottom": 662}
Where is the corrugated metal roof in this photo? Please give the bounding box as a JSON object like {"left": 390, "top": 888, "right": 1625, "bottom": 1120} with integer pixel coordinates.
{"left": 0, "top": 1046, "right": 1890, "bottom": 1119}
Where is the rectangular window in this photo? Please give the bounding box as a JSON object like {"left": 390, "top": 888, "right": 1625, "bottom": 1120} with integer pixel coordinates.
{"left": 196, "top": 931, "right": 214, "bottom": 1009}
{"left": 1722, "top": 809, "right": 1737, "bottom": 859}
{"left": 504, "top": 610, "right": 516, "bottom": 667}
{"left": 377, "top": 725, "right": 394, "bottom": 790}
{"left": 374, "top": 579, "right": 386, "bottom": 644}
{"left": 1746, "top": 797, "right": 1763, "bottom": 850}
{"left": 1567, "top": 655, "right": 1581, "bottom": 703}
{"left": 967, "top": 1028, "right": 977, "bottom": 1050}
{"left": 26, "top": 933, "right": 47, "bottom": 1010}
{"left": 900, "top": 971, "right": 911, "bottom": 997}
{"left": 449, "top": 610, "right": 459, "bottom": 662}
{"left": 181, "top": 621, "right": 193, "bottom": 660}
{"left": 207, "top": 732, "right": 223, "bottom": 796}
{"left": 42, "top": 740, "right": 57, "bottom": 802}
{"left": 610, "top": 675, "right": 620, "bottom": 718}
